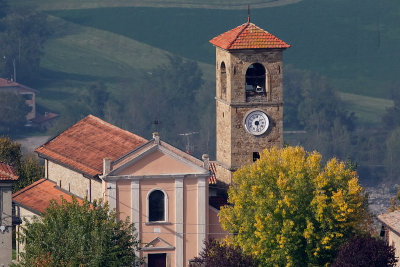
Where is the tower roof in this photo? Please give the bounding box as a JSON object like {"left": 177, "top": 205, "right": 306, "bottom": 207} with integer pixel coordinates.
{"left": 209, "top": 22, "right": 290, "bottom": 50}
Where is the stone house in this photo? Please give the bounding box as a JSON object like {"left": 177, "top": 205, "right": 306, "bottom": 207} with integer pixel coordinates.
{"left": 0, "top": 162, "right": 19, "bottom": 266}
{"left": 378, "top": 210, "right": 400, "bottom": 262}
{"left": 0, "top": 78, "right": 37, "bottom": 121}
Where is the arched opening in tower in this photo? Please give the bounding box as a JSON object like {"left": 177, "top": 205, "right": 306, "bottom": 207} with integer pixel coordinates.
{"left": 220, "top": 62, "right": 227, "bottom": 99}
{"left": 245, "top": 63, "right": 266, "bottom": 98}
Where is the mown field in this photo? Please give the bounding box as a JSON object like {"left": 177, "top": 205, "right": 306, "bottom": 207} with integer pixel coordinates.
{"left": 12, "top": 0, "right": 300, "bottom": 10}
{"left": 11, "top": 0, "right": 400, "bottom": 127}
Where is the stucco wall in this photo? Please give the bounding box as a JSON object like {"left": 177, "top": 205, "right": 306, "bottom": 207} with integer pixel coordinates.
{"left": 117, "top": 180, "right": 131, "bottom": 221}
{"left": 15, "top": 207, "right": 39, "bottom": 262}
{"left": 388, "top": 230, "right": 400, "bottom": 266}
{"left": 208, "top": 207, "right": 227, "bottom": 240}
{"left": 0, "top": 183, "right": 13, "bottom": 266}
{"left": 184, "top": 178, "right": 199, "bottom": 265}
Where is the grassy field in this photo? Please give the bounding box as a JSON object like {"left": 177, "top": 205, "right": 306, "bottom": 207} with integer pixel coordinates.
{"left": 339, "top": 92, "right": 393, "bottom": 126}
{"left": 12, "top": 0, "right": 301, "bottom": 10}
{"left": 46, "top": 0, "right": 400, "bottom": 99}
{"left": 11, "top": 0, "right": 399, "bottom": 129}
{"left": 35, "top": 16, "right": 214, "bottom": 116}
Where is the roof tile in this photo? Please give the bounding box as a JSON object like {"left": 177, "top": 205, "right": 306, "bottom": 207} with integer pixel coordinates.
{"left": 12, "top": 179, "right": 83, "bottom": 214}
{"left": 0, "top": 162, "right": 18, "bottom": 181}
{"left": 35, "top": 115, "right": 147, "bottom": 177}
{"left": 210, "top": 22, "right": 290, "bottom": 50}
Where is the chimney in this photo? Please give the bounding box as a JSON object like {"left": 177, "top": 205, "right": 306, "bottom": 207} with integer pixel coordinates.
{"left": 153, "top": 132, "right": 160, "bottom": 145}
{"left": 103, "top": 158, "right": 111, "bottom": 175}
{"left": 202, "top": 154, "right": 209, "bottom": 170}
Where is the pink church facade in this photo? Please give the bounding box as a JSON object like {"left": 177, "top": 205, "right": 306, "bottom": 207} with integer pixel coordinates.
{"left": 102, "top": 133, "right": 212, "bottom": 266}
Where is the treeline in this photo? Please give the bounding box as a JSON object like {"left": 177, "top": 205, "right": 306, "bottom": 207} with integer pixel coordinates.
{"left": 283, "top": 66, "right": 399, "bottom": 185}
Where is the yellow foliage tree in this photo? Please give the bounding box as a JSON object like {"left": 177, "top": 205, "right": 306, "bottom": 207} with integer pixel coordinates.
{"left": 219, "top": 146, "right": 370, "bottom": 266}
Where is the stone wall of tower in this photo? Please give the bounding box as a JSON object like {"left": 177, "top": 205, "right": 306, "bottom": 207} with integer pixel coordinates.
{"left": 215, "top": 47, "right": 285, "bottom": 184}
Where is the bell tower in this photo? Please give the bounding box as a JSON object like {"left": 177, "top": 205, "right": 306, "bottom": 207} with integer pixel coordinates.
{"left": 210, "top": 21, "right": 290, "bottom": 185}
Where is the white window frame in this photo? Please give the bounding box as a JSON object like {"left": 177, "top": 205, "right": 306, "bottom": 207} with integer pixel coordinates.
{"left": 146, "top": 188, "right": 168, "bottom": 223}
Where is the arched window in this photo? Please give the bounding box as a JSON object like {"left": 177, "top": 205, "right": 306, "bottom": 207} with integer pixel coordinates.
{"left": 148, "top": 189, "right": 167, "bottom": 222}
{"left": 220, "top": 62, "right": 227, "bottom": 99}
{"left": 245, "top": 63, "right": 266, "bottom": 97}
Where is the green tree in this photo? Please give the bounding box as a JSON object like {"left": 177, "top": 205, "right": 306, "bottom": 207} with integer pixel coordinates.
{"left": 0, "top": 0, "right": 8, "bottom": 20}
{"left": 385, "top": 127, "right": 400, "bottom": 182}
{"left": 14, "top": 154, "right": 43, "bottom": 192}
{"left": 0, "top": 136, "right": 22, "bottom": 169}
{"left": 0, "top": 92, "right": 31, "bottom": 134}
{"left": 19, "top": 197, "right": 142, "bottom": 266}
{"left": 219, "top": 146, "right": 370, "bottom": 266}
{"left": 0, "top": 137, "right": 43, "bottom": 192}
{"left": 0, "top": 7, "right": 52, "bottom": 82}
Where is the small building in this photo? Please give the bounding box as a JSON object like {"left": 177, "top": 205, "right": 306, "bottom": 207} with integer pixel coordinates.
{"left": 378, "top": 210, "right": 400, "bottom": 260}
{"left": 0, "top": 78, "right": 37, "bottom": 120}
{"left": 12, "top": 178, "right": 84, "bottom": 261}
{"left": 0, "top": 162, "right": 19, "bottom": 266}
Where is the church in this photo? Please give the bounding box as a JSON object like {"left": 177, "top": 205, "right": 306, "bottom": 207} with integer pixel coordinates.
{"left": 12, "top": 19, "right": 289, "bottom": 267}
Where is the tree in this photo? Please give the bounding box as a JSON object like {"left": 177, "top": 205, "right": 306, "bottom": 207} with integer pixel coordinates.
{"left": 333, "top": 235, "right": 397, "bottom": 267}
{"left": 0, "top": 136, "right": 23, "bottom": 169}
{"left": 384, "top": 127, "right": 400, "bottom": 182}
{"left": 219, "top": 146, "right": 370, "bottom": 266}
{"left": 0, "top": 7, "right": 52, "bottom": 82}
{"left": 0, "top": 137, "right": 43, "bottom": 192}
{"left": 14, "top": 154, "right": 43, "bottom": 192}
{"left": 0, "top": 92, "right": 31, "bottom": 134}
{"left": 19, "top": 197, "right": 142, "bottom": 266}
{"left": 193, "top": 239, "right": 258, "bottom": 267}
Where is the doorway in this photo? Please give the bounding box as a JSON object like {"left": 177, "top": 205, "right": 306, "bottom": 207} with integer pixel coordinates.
{"left": 148, "top": 253, "right": 166, "bottom": 267}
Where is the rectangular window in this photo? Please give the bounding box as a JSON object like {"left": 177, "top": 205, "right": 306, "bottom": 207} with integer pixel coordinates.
{"left": 253, "top": 152, "right": 260, "bottom": 162}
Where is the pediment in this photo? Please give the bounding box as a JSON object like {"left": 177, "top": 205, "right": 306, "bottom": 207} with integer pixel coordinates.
{"left": 112, "top": 148, "right": 207, "bottom": 176}
{"left": 142, "top": 237, "right": 175, "bottom": 251}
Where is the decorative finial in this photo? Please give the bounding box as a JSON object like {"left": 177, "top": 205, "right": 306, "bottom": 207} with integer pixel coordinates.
{"left": 248, "top": 4, "right": 250, "bottom": 23}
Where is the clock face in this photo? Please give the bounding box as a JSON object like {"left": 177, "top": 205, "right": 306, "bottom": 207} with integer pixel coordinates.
{"left": 244, "top": 110, "right": 269, "bottom": 135}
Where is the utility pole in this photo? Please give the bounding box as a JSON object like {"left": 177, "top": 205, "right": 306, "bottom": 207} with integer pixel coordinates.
{"left": 178, "top": 132, "right": 198, "bottom": 154}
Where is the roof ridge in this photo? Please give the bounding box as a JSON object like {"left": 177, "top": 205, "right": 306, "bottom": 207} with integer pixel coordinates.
{"left": 227, "top": 22, "right": 250, "bottom": 50}
{"left": 37, "top": 147, "right": 99, "bottom": 175}
{"left": 0, "top": 169, "right": 18, "bottom": 180}
{"left": 87, "top": 115, "right": 147, "bottom": 142}
{"left": 12, "top": 178, "right": 46, "bottom": 197}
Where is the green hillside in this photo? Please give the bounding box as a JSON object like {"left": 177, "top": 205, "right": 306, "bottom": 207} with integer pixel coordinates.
{"left": 9, "top": 0, "right": 400, "bottom": 130}
{"left": 12, "top": 0, "right": 300, "bottom": 10}
{"left": 46, "top": 0, "right": 400, "bottom": 99}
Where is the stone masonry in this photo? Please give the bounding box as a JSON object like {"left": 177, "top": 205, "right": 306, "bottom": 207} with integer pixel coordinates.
{"left": 215, "top": 47, "right": 285, "bottom": 185}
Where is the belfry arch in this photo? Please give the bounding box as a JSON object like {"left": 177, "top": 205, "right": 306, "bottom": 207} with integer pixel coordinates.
{"left": 245, "top": 63, "right": 267, "bottom": 99}
{"left": 220, "top": 62, "right": 227, "bottom": 99}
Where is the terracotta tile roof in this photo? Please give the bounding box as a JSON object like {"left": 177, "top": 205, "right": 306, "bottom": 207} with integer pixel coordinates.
{"left": 35, "top": 115, "right": 147, "bottom": 177}
{"left": 0, "top": 162, "right": 18, "bottom": 181}
{"left": 0, "top": 77, "right": 37, "bottom": 93}
{"left": 209, "top": 161, "right": 217, "bottom": 184}
{"left": 12, "top": 179, "right": 83, "bottom": 214}
{"left": 32, "top": 112, "right": 59, "bottom": 124}
{"left": 210, "top": 22, "right": 290, "bottom": 50}
{"left": 378, "top": 210, "right": 400, "bottom": 234}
